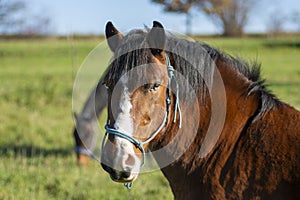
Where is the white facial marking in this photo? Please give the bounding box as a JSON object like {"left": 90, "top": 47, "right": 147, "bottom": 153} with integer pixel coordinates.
{"left": 114, "top": 80, "right": 133, "bottom": 135}
{"left": 112, "top": 77, "right": 140, "bottom": 176}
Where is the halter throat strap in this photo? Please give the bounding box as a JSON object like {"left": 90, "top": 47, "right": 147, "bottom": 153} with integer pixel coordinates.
{"left": 101, "top": 52, "right": 181, "bottom": 189}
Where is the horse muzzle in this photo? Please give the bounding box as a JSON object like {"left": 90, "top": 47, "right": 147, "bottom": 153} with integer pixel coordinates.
{"left": 101, "top": 162, "right": 137, "bottom": 183}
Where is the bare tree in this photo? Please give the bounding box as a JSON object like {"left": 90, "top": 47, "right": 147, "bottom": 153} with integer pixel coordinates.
{"left": 290, "top": 11, "right": 300, "bottom": 33}
{"left": 200, "top": 0, "right": 255, "bottom": 36}
{"left": 266, "top": 10, "right": 286, "bottom": 36}
{"left": 0, "top": 0, "right": 25, "bottom": 33}
{"left": 152, "top": 0, "right": 200, "bottom": 34}
{"left": 20, "top": 14, "right": 53, "bottom": 35}
{"left": 152, "top": 0, "right": 255, "bottom": 37}
{"left": 0, "top": 0, "right": 54, "bottom": 35}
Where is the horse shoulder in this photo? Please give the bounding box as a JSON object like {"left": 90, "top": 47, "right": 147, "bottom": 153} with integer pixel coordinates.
{"left": 234, "top": 103, "right": 300, "bottom": 198}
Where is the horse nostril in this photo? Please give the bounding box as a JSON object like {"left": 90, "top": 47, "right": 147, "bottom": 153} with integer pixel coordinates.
{"left": 121, "top": 167, "right": 132, "bottom": 178}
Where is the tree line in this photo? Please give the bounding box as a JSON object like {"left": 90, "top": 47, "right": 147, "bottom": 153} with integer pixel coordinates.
{"left": 1, "top": 0, "right": 299, "bottom": 36}
{"left": 153, "top": 0, "right": 299, "bottom": 36}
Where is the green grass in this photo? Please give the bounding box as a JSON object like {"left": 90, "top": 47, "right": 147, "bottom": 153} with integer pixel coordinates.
{"left": 0, "top": 37, "right": 299, "bottom": 199}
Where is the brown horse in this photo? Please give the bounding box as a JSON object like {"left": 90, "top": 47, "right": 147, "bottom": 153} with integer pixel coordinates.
{"left": 101, "top": 21, "right": 300, "bottom": 199}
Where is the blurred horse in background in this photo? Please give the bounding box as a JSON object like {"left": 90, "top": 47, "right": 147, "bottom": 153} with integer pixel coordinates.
{"left": 73, "top": 75, "right": 107, "bottom": 166}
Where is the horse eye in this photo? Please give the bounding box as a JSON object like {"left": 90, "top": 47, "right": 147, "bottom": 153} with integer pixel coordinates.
{"left": 150, "top": 83, "right": 161, "bottom": 92}
{"left": 104, "top": 84, "right": 110, "bottom": 90}
{"left": 102, "top": 81, "right": 110, "bottom": 90}
{"left": 153, "top": 83, "right": 160, "bottom": 89}
{"left": 143, "top": 83, "right": 160, "bottom": 92}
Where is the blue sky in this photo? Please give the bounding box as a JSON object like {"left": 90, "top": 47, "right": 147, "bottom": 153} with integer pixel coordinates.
{"left": 27, "top": 0, "right": 299, "bottom": 35}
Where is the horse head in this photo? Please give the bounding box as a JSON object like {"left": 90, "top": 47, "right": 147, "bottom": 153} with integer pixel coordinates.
{"left": 101, "top": 21, "right": 180, "bottom": 185}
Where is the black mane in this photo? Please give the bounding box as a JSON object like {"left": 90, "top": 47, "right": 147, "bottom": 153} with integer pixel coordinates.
{"left": 104, "top": 29, "right": 280, "bottom": 120}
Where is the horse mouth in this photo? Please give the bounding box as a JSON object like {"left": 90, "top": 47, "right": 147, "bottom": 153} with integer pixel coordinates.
{"left": 101, "top": 162, "right": 139, "bottom": 183}
{"left": 110, "top": 174, "right": 137, "bottom": 183}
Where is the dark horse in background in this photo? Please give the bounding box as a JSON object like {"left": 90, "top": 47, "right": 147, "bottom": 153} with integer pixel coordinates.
{"left": 99, "top": 21, "right": 300, "bottom": 199}
{"left": 73, "top": 76, "right": 107, "bottom": 165}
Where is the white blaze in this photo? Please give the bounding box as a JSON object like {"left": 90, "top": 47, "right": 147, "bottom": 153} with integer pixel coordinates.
{"left": 114, "top": 84, "right": 133, "bottom": 136}
{"left": 112, "top": 77, "right": 140, "bottom": 175}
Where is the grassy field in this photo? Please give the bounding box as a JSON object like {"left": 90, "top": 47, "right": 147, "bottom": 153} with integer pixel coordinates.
{"left": 0, "top": 36, "right": 299, "bottom": 199}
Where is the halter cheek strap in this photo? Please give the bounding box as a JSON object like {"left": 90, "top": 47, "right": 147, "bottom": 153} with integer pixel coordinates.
{"left": 75, "top": 146, "right": 98, "bottom": 160}
{"left": 101, "top": 53, "right": 181, "bottom": 189}
{"left": 165, "top": 52, "right": 182, "bottom": 128}
{"left": 75, "top": 146, "right": 91, "bottom": 156}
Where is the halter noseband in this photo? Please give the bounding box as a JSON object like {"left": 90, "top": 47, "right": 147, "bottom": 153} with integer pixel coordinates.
{"left": 101, "top": 53, "right": 182, "bottom": 189}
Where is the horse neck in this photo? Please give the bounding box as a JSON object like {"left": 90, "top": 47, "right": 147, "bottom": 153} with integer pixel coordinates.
{"left": 81, "top": 83, "right": 107, "bottom": 119}
{"left": 154, "top": 57, "right": 261, "bottom": 196}
{"left": 198, "top": 58, "right": 260, "bottom": 172}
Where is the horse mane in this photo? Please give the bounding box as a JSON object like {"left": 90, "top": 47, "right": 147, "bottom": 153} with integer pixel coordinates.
{"left": 213, "top": 48, "right": 281, "bottom": 120}
{"left": 104, "top": 28, "right": 280, "bottom": 121}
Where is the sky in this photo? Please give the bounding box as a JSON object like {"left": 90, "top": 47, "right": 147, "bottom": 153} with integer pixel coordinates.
{"left": 25, "top": 0, "right": 300, "bottom": 35}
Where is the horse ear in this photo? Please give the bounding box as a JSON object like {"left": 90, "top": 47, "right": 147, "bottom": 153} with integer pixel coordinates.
{"left": 105, "top": 21, "right": 123, "bottom": 52}
{"left": 146, "top": 21, "right": 166, "bottom": 55}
